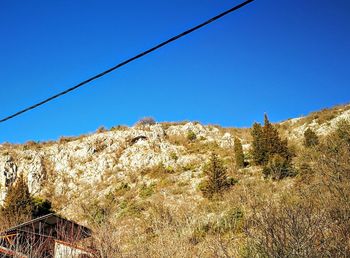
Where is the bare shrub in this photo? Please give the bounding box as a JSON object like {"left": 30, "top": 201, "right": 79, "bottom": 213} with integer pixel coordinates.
{"left": 135, "top": 117, "right": 156, "bottom": 127}
{"left": 90, "top": 221, "right": 124, "bottom": 258}
{"left": 58, "top": 136, "right": 81, "bottom": 144}
{"left": 303, "top": 128, "right": 319, "bottom": 147}
{"left": 23, "top": 140, "right": 41, "bottom": 150}
{"left": 110, "top": 125, "right": 128, "bottom": 131}
{"left": 96, "top": 126, "right": 107, "bottom": 133}
{"left": 245, "top": 196, "right": 329, "bottom": 258}
{"left": 262, "top": 154, "right": 296, "bottom": 180}
{"left": 245, "top": 120, "right": 350, "bottom": 257}
{"left": 310, "top": 120, "right": 350, "bottom": 256}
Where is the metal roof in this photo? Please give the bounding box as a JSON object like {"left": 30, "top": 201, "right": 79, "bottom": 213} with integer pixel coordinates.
{"left": 0, "top": 213, "right": 91, "bottom": 240}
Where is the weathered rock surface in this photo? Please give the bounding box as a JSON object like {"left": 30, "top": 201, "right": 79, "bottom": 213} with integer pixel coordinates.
{"left": 0, "top": 123, "right": 234, "bottom": 207}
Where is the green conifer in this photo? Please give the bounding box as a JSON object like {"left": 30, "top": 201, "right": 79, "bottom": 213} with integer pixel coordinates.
{"left": 251, "top": 114, "right": 293, "bottom": 167}
{"left": 263, "top": 114, "right": 291, "bottom": 161}
{"left": 251, "top": 122, "right": 265, "bottom": 165}
{"left": 201, "top": 153, "right": 230, "bottom": 198}
{"left": 234, "top": 137, "right": 245, "bottom": 168}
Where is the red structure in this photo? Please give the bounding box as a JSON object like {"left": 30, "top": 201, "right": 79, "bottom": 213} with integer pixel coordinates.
{"left": 0, "top": 213, "right": 94, "bottom": 257}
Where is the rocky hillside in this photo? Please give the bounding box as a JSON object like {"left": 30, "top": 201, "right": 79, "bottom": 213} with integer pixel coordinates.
{"left": 0, "top": 104, "right": 349, "bottom": 220}
{"left": 0, "top": 122, "right": 237, "bottom": 216}
{"left": 278, "top": 104, "right": 350, "bottom": 140}
{"left": 1, "top": 104, "right": 350, "bottom": 257}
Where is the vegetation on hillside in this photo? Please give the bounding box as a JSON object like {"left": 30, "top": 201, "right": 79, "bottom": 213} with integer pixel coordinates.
{"left": 251, "top": 114, "right": 295, "bottom": 180}
{"left": 81, "top": 118, "right": 349, "bottom": 257}
{"left": 199, "top": 153, "right": 234, "bottom": 198}
{"left": 0, "top": 175, "right": 51, "bottom": 229}
{"left": 234, "top": 137, "right": 245, "bottom": 168}
{"left": 303, "top": 127, "right": 319, "bottom": 147}
{"left": 77, "top": 116, "right": 350, "bottom": 256}
{"left": 0, "top": 108, "right": 350, "bottom": 257}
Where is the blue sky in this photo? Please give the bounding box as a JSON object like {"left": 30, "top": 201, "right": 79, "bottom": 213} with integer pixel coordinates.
{"left": 0, "top": 0, "right": 349, "bottom": 143}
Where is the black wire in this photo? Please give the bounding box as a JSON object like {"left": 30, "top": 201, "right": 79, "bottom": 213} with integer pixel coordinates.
{"left": 0, "top": 0, "right": 254, "bottom": 123}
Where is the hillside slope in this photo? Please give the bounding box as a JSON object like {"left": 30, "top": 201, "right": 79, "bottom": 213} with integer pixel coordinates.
{"left": 0, "top": 122, "right": 236, "bottom": 214}
{"left": 0, "top": 103, "right": 349, "bottom": 257}
{"left": 1, "top": 104, "right": 349, "bottom": 214}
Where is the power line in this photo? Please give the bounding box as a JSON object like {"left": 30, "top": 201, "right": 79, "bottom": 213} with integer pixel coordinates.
{"left": 0, "top": 0, "right": 254, "bottom": 123}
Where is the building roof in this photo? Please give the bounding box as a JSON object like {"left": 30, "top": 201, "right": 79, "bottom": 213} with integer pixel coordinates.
{"left": 0, "top": 213, "right": 91, "bottom": 240}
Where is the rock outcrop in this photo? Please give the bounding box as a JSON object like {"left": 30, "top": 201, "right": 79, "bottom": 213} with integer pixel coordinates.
{"left": 0, "top": 122, "right": 234, "bottom": 210}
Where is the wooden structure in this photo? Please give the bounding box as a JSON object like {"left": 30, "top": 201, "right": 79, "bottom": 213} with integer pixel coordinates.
{"left": 0, "top": 213, "right": 94, "bottom": 257}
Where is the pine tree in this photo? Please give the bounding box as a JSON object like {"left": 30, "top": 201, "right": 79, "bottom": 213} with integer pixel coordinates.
{"left": 262, "top": 114, "right": 291, "bottom": 162}
{"left": 1, "top": 175, "right": 34, "bottom": 226}
{"left": 201, "top": 153, "right": 230, "bottom": 198}
{"left": 234, "top": 137, "right": 245, "bottom": 168}
{"left": 251, "top": 122, "right": 265, "bottom": 165}
{"left": 251, "top": 114, "right": 292, "bottom": 166}
{"left": 303, "top": 128, "right": 319, "bottom": 147}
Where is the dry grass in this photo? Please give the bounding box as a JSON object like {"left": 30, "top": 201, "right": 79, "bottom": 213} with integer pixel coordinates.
{"left": 1, "top": 112, "right": 350, "bottom": 257}
{"left": 69, "top": 121, "right": 349, "bottom": 257}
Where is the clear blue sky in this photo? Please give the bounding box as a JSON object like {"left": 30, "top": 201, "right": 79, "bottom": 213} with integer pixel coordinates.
{"left": 0, "top": 0, "right": 349, "bottom": 143}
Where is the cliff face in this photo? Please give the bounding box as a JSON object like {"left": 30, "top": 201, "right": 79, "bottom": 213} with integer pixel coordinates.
{"left": 0, "top": 122, "right": 234, "bottom": 215}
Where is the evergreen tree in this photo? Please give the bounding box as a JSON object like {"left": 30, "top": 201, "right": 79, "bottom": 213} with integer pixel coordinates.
{"left": 262, "top": 114, "right": 291, "bottom": 162}
{"left": 201, "top": 153, "right": 230, "bottom": 198}
{"left": 251, "top": 114, "right": 292, "bottom": 165}
{"left": 234, "top": 137, "right": 245, "bottom": 168}
{"left": 1, "top": 175, "right": 33, "bottom": 226}
{"left": 303, "top": 128, "right": 319, "bottom": 147}
{"left": 251, "top": 122, "right": 265, "bottom": 165}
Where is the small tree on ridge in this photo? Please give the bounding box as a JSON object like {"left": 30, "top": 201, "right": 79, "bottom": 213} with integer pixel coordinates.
{"left": 234, "top": 137, "right": 245, "bottom": 168}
